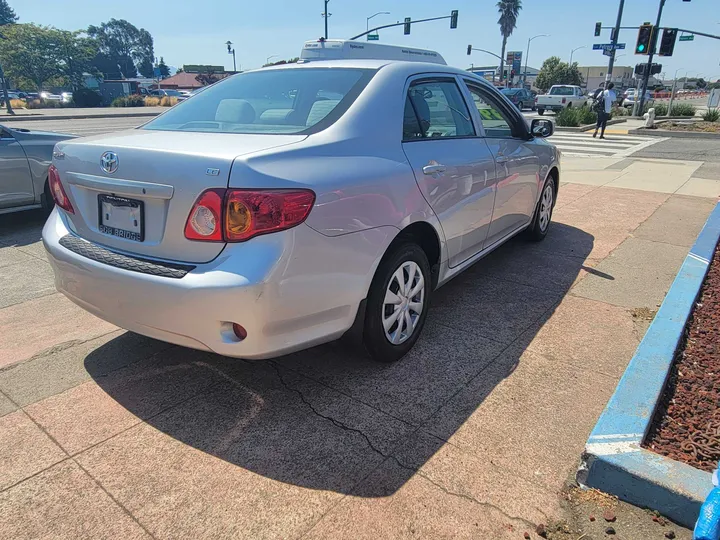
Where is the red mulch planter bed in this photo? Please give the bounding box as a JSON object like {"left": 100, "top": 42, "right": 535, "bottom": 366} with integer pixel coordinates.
{"left": 643, "top": 244, "right": 720, "bottom": 473}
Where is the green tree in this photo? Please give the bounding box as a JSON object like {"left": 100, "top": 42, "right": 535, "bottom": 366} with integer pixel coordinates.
{"left": 87, "top": 19, "right": 154, "bottom": 78}
{"left": 496, "top": 0, "right": 522, "bottom": 82}
{"left": 0, "top": 24, "right": 63, "bottom": 90}
{"left": 534, "top": 56, "right": 584, "bottom": 92}
{"left": 157, "top": 57, "right": 170, "bottom": 79}
{"left": 0, "top": 0, "right": 18, "bottom": 25}
{"left": 49, "top": 29, "right": 99, "bottom": 89}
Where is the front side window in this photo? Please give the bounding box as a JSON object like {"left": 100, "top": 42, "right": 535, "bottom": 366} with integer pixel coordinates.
{"left": 466, "top": 85, "right": 518, "bottom": 139}
{"left": 403, "top": 79, "right": 475, "bottom": 140}
{"left": 143, "top": 68, "right": 373, "bottom": 134}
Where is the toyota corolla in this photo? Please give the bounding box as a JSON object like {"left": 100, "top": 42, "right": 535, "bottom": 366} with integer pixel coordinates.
{"left": 43, "top": 40, "right": 560, "bottom": 363}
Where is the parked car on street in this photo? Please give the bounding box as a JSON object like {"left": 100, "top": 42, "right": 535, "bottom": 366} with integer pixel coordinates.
{"left": 42, "top": 40, "right": 560, "bottom": 363}
{"left": 0, "top": 125, "right": 76, "bottom": 214}
{"left": 536, "top": 85, "right": 586, "bottom": 115}
{"left": 61, "top": 92, "right": 73, "bottom": 104}
{"left": 39, "top": 91, "right": 63, "bottom": 101}
{"left": 500, "top": 87, "right": 536, "bottom": 110}
{"left": 622, "top": 89, "right": 654, "bottom": 109}
{"left": 150, "top": 89, "right": 187, "bottom": 101}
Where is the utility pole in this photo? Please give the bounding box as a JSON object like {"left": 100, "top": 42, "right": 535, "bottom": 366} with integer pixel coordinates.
{"left": 607, "top": 0, "right": 625, "bottom": 83}
{"left": 636, "top": 0, "right": 666, "bottom": 115}
{"left": 0, "top": 32, "right": 14, "bottom": 116}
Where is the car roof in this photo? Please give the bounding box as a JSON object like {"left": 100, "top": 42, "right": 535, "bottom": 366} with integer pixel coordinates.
{"left": 254, "top": 58, "right": 475, "bottom": 79}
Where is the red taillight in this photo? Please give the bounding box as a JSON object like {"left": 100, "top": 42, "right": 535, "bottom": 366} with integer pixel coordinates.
{"left": 48, "top": 165, "right": 74, "bottom": 214}
{"left": 184, "top": 188, "right": 224, "bottom": 241}
{"left": 562, "top": 98, "right": 567, "bottom": 104}
{"left": 184, "top": 189, "right": 315, "bottom": 243}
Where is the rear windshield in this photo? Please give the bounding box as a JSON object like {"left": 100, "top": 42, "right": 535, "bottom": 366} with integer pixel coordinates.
{"left": 549, "top": 87, "right": 575, "bottom": 95}
{"left": 143, "top": 67, "right": 374, "bottom": 134}
{"left": 501, "top": 89, "right": 520, "bottom": 95}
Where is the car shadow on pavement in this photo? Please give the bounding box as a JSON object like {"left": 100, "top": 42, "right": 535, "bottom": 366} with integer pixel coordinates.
{"left": 84, "top": 222, "right": 594, "bottom": 497}
{"left": 0, "top": 209, "right": 48, "bottom": 248}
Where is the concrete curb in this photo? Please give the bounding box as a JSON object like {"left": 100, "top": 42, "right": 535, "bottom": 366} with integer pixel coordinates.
{"left": 628, "top": 127, "right": 720, "bottom": 139}
{"left": 555, "top": 118, "right": 627, "bottom": 133}
{"left": 0, "top": 111, "right": 161, "bottom": 122}
{"left": 578, "top": 201, "right": 720, "bottom": 529}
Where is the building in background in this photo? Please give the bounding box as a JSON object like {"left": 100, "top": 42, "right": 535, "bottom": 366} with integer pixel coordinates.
{"left": 467, "top": 65, "right": 540, "bottom": 89}
{"left": 579, "top": 65, "right": 634, "bottom": 91}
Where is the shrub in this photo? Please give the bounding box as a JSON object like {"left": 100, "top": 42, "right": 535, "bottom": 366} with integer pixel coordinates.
{"left": 670, "top": 103, "right": 696, "bottom": 117}
{"left": 159, "top": 96, "right": 179, "bottom": 107}
{"left": 25, "top": 99, "right": 68, "bottom": 109}
{"left": 144, "top": 96, "right": 161, "bottom": 106}
{"left": 72, "top": 88, "right": 102, "bottom": 108}
{"left": 555, "top": 107, "right": 580, "bottom": 127}
{"left": 652, "top": 103, "right": 668, "bottom": 116}
{"left": 702, "top": 108, "right": 719, "bottom": 122}
{"left": 9, "top": 99, "right": 25, "bottom": 109}
{"left": 611, "top": 106, "right": 629, "bottom": 117}
{"left": 577, "top": 107, "right": 597, "bottom": 125}
{"left": 111, "top": 95, "right": 145, "bottom": 107}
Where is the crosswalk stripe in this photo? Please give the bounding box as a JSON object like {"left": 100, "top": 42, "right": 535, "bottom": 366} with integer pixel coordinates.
{"left": 553, "top": 140, "right": 633, "bottom": 150}
{"left": 550, "top": 134, "right": 657, "bottom": 143}
{"left": 554, "top": 146, "right": 618, "bottom": 155}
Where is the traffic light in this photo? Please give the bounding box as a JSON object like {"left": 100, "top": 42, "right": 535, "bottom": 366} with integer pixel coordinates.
{"left": 635, "top": 24, "right": 653, "bottom": 54}
{"left": 658, "top": 28, "right": 678, "bottom": 56}
{"left": 594, "top": 22, "right": 601, "bottom": 37}
{"left": 650, "top": 63, "right": 662, "bottom": 75}
{"left": 404, "top": 17, "right": 411, "bottom": 35}
{"left": 634, "top": 63, "right": 646, "bottom": 76}
{"left": 450, "top": 10, "right": 458, "bottom": 29}
{"left": 466, "top": 44, "right": 472, "bottom": 55}
{"left": 510, "top": 69, "right": 515, "bottom": 80}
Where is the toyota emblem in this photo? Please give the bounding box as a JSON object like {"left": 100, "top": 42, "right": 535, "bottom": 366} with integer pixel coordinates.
{"left": 100, "top": 151, "right": 119, "bottom": 174}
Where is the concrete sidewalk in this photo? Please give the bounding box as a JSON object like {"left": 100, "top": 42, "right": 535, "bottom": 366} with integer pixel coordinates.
{"left": 1, "top": 155, "right": 718, "bottom": 539}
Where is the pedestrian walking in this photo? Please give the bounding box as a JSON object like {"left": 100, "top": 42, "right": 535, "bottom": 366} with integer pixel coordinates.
{"left": 593, "top": 82, "right": 616, "bottom": 139}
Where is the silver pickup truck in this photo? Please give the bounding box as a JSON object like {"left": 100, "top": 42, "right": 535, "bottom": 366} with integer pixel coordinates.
{"left": 536, "top": 85, "right": 587, "bottom": 115}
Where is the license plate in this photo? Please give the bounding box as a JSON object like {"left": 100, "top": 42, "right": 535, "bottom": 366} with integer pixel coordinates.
{"left": 98, "top": 194, "right": 144, "bottom": 242}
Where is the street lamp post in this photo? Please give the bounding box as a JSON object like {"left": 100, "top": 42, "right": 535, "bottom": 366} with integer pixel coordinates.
{"left": 569, "top": 46, "right": 586, "bottom": 64}
{"left": 524, "top": 34, "right": 549, "bottom": 85}
{"left": 367, "top": 11, "right": 390, "bottom": 32}
{"left": 225, "top": 41, "right": 236, "bottom": 72}
{"left": 668, "top": 68, "right": 693, "bottom": 116}
{"left": 322, "top": 0, "right": 331, "bottom": 39}
{"left": 266, "top": 55, "right": 279, "bottom": 65}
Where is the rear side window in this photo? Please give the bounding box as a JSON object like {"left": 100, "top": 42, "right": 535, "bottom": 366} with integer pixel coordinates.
{"left": 143, "top": 68, "right": 374, "bottom": 134}
{"left": 403, "top": 79, "right": 475, "bottom": 140}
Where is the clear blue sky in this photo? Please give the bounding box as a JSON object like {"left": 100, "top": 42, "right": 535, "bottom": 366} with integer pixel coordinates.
{"left": 12, "top": 0, "right": 720, "bottom": 80}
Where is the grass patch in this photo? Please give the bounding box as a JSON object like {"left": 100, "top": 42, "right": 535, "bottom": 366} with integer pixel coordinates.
{"left": 111, "top": 95, "right": 145, "bottom": 107}
{"left": 702, "top": 108, "right": 720, "bottom": 122}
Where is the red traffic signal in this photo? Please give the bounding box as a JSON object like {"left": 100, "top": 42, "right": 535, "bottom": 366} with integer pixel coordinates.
{"left": 658, "top": 28, "right": 677, "bottom": 56}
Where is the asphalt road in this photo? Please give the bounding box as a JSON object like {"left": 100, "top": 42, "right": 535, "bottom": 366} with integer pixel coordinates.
{"left": 8, "top": 116, "right": 150, "bottom": 137}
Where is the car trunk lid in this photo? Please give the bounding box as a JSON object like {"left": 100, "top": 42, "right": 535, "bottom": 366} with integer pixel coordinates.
{"left": 54, "top": 129, "right": 305, "bottom": 264}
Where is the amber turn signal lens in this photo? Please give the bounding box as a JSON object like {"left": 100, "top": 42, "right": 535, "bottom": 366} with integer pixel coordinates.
{"left": 226, "top": 199, "right": 252, "bottom": 238}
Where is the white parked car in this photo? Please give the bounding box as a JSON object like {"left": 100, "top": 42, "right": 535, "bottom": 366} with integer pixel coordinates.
{"left": 536, "top": 85, "right": 586, "bottom": 115}
{"left": 42, "top": 40, "right": 560, "bottom": 363}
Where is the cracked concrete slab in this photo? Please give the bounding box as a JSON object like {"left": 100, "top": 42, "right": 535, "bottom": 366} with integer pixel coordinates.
{"left": 633, "top": 195, "right": 719, "bottom": 248}
{"left": 0, "top": 460, "right": 151, "bottom": 540}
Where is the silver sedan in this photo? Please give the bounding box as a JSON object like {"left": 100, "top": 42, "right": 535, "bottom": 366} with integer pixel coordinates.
{"left": 42, "top": 41, "right": 560, "bottom": 363}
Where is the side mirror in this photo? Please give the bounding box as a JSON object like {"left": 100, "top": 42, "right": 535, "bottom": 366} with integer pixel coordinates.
{"left": 531, "top": 118, "right": 554, "bottom": 138}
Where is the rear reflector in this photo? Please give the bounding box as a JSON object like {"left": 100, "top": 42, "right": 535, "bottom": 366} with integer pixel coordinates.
{"left": 232, "top": 323, "right": 247, "bottom": 340}
{"left": 48, "top": 165, "right": 74, "bottom": 214}
{"left": 185, "top": 188, "right": 315, "bottom": 243}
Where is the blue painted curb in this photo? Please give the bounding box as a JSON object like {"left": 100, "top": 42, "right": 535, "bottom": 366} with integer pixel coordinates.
{"left": 578, "top": 201, "right": 720, "bottom": 528}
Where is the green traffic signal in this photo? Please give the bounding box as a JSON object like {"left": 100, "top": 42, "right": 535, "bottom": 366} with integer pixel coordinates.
{"left": 635, "top": 24, "right": 653, "bottom": 55}
{"left": 637, "top": 44, "right": 645, "bottom": 52}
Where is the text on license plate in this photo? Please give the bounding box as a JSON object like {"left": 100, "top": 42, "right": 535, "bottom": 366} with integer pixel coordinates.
{"left": 98, "top": 194, "right": 144, "bottom": 242}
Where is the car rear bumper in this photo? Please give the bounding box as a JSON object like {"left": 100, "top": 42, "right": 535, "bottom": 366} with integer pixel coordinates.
{"left": 42, "top": 209, "right": 395, "bottom": 359}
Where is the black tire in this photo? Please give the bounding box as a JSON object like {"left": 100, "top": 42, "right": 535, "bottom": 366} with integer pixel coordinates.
{"left": 567, "top": 102, "right": 573, "bottom": 108}
{"left": 518, "top": 101, "right": 524, "bottom": 111}
{"left": 41, "top": 179, "right": 55, "bottom": 213}
{"left": 363, "top": 243, "right": 431, "bottom": 363}
{"left": 537, "top": 109, "right": 545, "bottom": 115}
{"left": 526, "top": 176, "right": 556, "bottom": 242}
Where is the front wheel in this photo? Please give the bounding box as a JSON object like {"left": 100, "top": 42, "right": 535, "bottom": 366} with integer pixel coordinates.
{"left": 517, "top": 101, "right": 524, "bottom": 110}
{"left": 363, "top": 243, "right": 431, "bottom": 363}
{"left": 526, "top": 177, "right": 556, "bottom": 242}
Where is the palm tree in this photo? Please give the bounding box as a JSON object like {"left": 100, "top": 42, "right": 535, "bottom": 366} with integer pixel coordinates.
{"left": 497, "top": 0, "right": 522, "bottom": 84}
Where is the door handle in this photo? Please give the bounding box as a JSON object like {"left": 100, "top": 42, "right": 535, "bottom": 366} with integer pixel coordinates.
{"left": 423, "top": 164, "right": 447, "bottom": 175}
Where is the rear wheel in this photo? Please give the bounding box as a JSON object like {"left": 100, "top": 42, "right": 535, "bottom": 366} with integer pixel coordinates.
{"left": 538, "top": 108, "right": 545, "bottom": 115}
{"left": 517, "top": 101, "right": 524, "bottom": 110}
{"left": 526, "top": 176, "right": 556, "bottom": 242}
{"left": 41, "top": 179, "right": 54, "bottom": 213}
{"left": 363, "top": 243, "right": 431, "bottom": 363}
